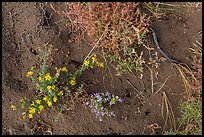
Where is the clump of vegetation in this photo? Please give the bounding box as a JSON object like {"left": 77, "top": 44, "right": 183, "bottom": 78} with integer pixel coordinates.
{"left": 178, "top": 99, "right": 202, "bottom": 135}
{"left": 177, "top": 32, "right": 202, "bottom": 135}
{"left": 11, "top": 44, "right": 122, "bottom": 121}
{"left": 164, "top": 99, "right": 202, "bottom": 135}
{"left": 58, "top": 2, "right": 150, "bottom": 75}
{"left": 109, "top": 47, "right": 145, "bottom": 76}
{"left": 84, "top": 92, "right": 123, "bottom": 121}
{"left": 164, "top": 31, "right": 202, "bottom": 135}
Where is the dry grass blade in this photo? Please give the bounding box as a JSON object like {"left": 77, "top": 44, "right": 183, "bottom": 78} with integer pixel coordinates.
{"left": 175, "top": 63, "right": 197, "bottom": 97}
{"left": 153, "top": 75, "right": 172, "bottom": 96}
{"left": 161, "top": 92, "right": 176, "bottom": 134}
{"left": 144, "top": 2, "right": 201, "bottom": 19}
{"left": 155, "top": 2, "right": 202, "bottom": 8}
{"left": 145, "top": 64, "right": 154, "bottom": 94}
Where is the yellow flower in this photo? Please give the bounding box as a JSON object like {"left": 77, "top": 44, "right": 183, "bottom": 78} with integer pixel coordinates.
{"left": 35, "top": 99, "right": 41, "bottom": 104}
{"left": 31, "top": 101, "right": 35, "bottom": 106}
{"left": 96, "top": 62, "right": 104, "bottom": 68}
{"left": 55, "top": 71, "right": 60, "bottom": 77}
{"left": 28, "top": 113, "right": 33, "bottom": 119}
{"left": 39, "top": 105, "right": 44, "bottom": 111}
{"left": 69, "top": 79, "right": 76, "bottom": 86}
{"left": 61, "top": 67, "right": 67, "bottom": 72}
{"left": 45, "top": 73, "right": 51, "bottom": 81}
{"left": 83, "top": 60, "right": 90, "bottom": 67}
{"left": 58, "top": 91, "right": 63, "bottom": 96}
{"left": 29, "top": 107, "right": 36, "bottom": 114}
{"left": 31, "top": 66, "right": 34, "bottom": 70}
{"left": 11, "top": 105, "right": 16, "bottom": 110}
{"left": 54, "top": 67, "right": 58, "bottom": 70}
{"left": 38, "top": 76, "right": 42, "bottom": 82}
{"left": 47, "top": 85, "right": 52, "bottom": 90}
{"left": 53, "top": 96, "right": 57, "bottom": 102}
{"left": 23, "top": 115, "right": 26, "bottom": 120}
{"left": 26, "top": 71, "right": 33, "bottom": 77}
{"left": 51, "top": 85, "right": 56, "bottom": 90}
{"left": 91, "top": 54, "right": 97, "bottom": 62}
{"left": 43, "top": 96, "right": 48, "bottom": 101}
{"left": 20, "top": 98, "right": 24, "bottom": 102}
{"left": 47, "top": 100, "right": 52, "bottom": 107}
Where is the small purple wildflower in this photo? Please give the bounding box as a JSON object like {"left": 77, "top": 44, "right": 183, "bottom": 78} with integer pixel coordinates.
{"left": 105, "top": 92, "right": 111, "bottom": 99}
{"left": 96, "top": 111, "right": 100, "bottom": 116}
{"left": 101, "top": 107, "right": 104, "bottom": 111}
{"left": 105, "top": 98, "right": 108, "bottom": 102}
{"left": 85, "top": 101, "right": 89, "bottom": 106}
{"left": 105, "top": 92, "right": 110, "bottom": 96}
{"left": 94, "top": 93, "right": 100, "bottom": 99}
{"left": 118, "top": 98, "right": 123, "bottom": 103}
{"left": 97, "top": 96, "right": 102, "bottom": 102}
{"left": 88, "top": 92, "right": 122, "bottom": 121}
{"left": 101, "top": 112, "right": 105, "bottom": 116}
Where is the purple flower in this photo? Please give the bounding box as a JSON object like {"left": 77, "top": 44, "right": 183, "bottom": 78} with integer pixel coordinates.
{"left": 94, "top": 93, "right": 100, "bottom": 98}
{"left": 85, "top": 101, "right": 89, "bottom": 106}
{"left": 95, "top": 111, "right": 100, "bottom": 116}
{"left": 97, "top": 97, "right": 102, "bottom": 102}
{"left": 101, "top": 107, "right": 104, "bottom": 111}
{"left": 118, "top": 98, "right": 123, "bottom": 103}
{"left": 105, "top": 98, "right": 108, "bottom": 102}
{"left": 105, "top": 92, "right": 110, "bottom": 96}
{"left": 101, "top": 112, "right": 106, "bottom": 116}
{"left": 109, "top": 101, "right": 114, "bottom": 106}
{"left": 106, "top": 92, "right": 111, "bottom": 99}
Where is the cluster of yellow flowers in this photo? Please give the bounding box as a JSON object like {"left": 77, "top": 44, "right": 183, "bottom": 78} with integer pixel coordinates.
{"left": 91, "top": 54, "right": 97, "bottom": 62}
{"left": 47, "top": 85, "right": 55, "bottom": 91}
{"left": 83, "top": 54, "right": 104, "bottom": 68}
{"left": 42, "top": 96, "right": 53, "bottom": 107}
{"left": 37, "top": 67, "right": 67, "bottom": 83}
{"left": 18, "top": 98, "right": 44, "bottom": 119}
{"left": 26, "top": 67, "right": 35, "bottom": 77}
{"left": 26, "top": 71, "right": 34, "bottom": 77}
{"left": 15, "top": 93, "right": 61, "bottom": 119}
{"left": 45, "top": 73, "right": 52, "bottom": 81}
{"left": 83, "top": 60, "right": 90, "bottom": 67}
{"left": 69, "top": 77, "right": 76, "bottom": 86}
{"left": 55, "top": 66, "right": 67, "bottom": 72}
{"left": 14, "top": 54, "right": 105, "bottom": 120}
{"left": 23, "top": 66, "right": 68, "bottom": 119}
{"left": 96, "top": 62, "right": 104, "bottom": 68}
{"left": 61, "top": 67, "right": 68, "bottom": 72}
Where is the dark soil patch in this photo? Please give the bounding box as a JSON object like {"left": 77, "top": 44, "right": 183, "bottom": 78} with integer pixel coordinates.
{"left": 2, "top": 2, "right": 202, "bottom": 135}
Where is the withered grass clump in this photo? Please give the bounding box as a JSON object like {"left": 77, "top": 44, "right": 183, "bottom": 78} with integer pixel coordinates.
{"left": 64, "top": 2, "right": 150, "bottom": 57}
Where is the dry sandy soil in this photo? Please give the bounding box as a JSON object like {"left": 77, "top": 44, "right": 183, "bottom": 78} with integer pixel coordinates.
{"left": 2, "top": 2, "right": 202, "bottom": 135}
